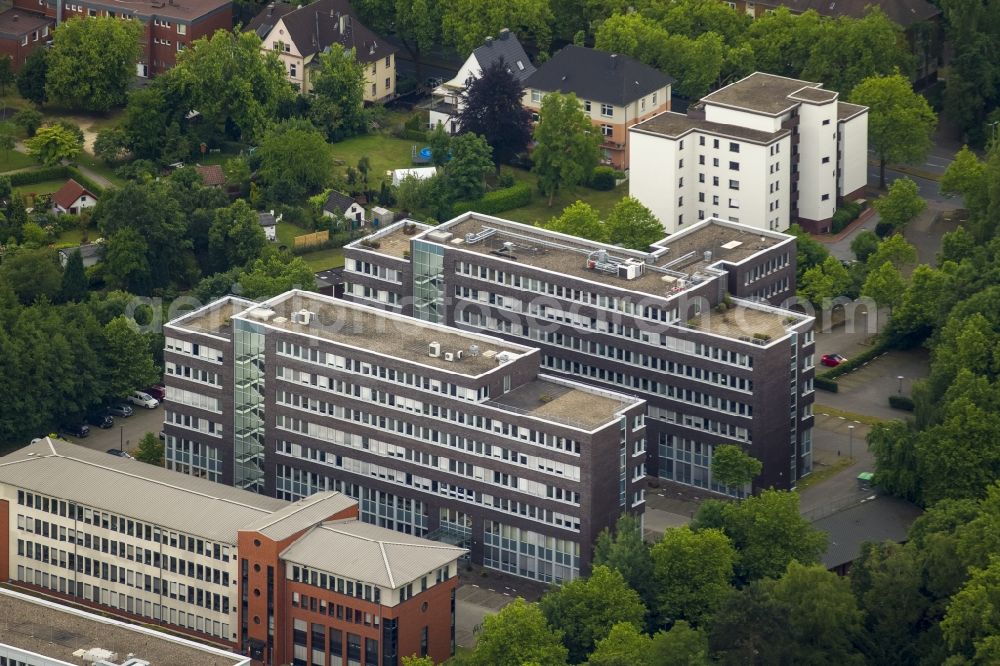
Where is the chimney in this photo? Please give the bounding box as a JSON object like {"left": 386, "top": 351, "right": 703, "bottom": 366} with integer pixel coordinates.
{"left": 12, "top": 13, "right": 17, "bottom": 21}
{"left": 484, "top": 35, "right": 493, "bottom": 47}
{"left": 339, "top": 13, "right": 346, "bottom": 34}
{"left": 499, "top": 28, "right": 510, "bottom": 40}
{"left": 267, "top": 2, "right": 274, "bottom": 15}
{"left": 610, "top": 53, "right": 618, "bottom": 69}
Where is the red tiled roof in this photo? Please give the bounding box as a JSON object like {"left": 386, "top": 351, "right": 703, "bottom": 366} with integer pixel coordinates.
{"left": 52, "top": 179, "right": 95, "bottom": 210}
{"left": 196, "top": 164, "right": 226, "bottom": 187}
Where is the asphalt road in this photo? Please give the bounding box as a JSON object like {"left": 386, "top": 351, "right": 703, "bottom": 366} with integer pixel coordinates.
{"left": 56, "top": 404, "right": 164, "bottom": 456}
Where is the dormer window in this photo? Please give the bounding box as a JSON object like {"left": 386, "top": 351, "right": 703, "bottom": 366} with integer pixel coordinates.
{"left": 516, "top": 60, "right": 524, "bottom": 70}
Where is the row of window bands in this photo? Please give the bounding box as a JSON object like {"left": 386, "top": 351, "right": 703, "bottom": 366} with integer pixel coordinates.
{"left": 292, "top": 592, "right": 379, "bottom": 627}
{"left": 292, "top": 622, "right": 380, "bottom": 666}
{"left": 291, "top": 565, "right": 381, "bottom": 603}
{"left": 19, "top": 515, "right": 229, "bottom": 585}
{"left": 17, "top": 540, "right": 229, "bottom": 614}
{"left": 17, "top": 490, "right": 231, "bottom": 562}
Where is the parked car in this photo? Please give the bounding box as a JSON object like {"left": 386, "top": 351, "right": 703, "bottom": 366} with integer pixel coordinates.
{"left": 821, "top": 353, "right": 848, "bottom": 367}
{"left": 106, "top": 449, "right": 133, "bottom": 459}
{"left": 60, "top": 423, "right": 90, "bottom": 438}
{"left": 127, "top": 391, "right": 159, "bottom": 409}
{"left": 86, "top": 411, "right": 114, "bottom": 429}
{"left": 146, "top": 385, "right": 166, "bottom": 402}
{"left": 107, "top": 404, "right": 134, "bottom": 417}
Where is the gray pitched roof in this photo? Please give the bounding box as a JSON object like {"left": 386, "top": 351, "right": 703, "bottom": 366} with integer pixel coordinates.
{"left": 247, "top": 0, "right": 396, "bottom": 63}
{"left": 259, "top": 211, "right": 277, "bottom": 227}
{"left": 323, "top": 189, "right": 357, "bottom": 214}
{"left": 280, "top": 520, "right": 466, "bottom": 589}
{"left": 524, "top": 45, "right": 674, "bottom": 107}
{"left": 245, "top": 491, "right": 356, "bottom": 540}
{"left": 471, "top": 29, "right": 535, "bottom": 82}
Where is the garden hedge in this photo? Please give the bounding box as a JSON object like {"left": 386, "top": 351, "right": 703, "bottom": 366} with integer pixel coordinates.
{"left": 451, "top": 182, "right": 532, "bottom": 216}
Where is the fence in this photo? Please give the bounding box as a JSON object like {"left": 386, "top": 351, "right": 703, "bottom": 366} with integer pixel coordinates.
{"left": 293, "top": 230, "right": 330, "bottom": 249}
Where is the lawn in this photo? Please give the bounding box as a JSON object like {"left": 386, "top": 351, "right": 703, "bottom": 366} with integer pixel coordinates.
{"left": 54, "top": 227, "right": 87, "bottom": 247}
{"left": 0, "top": 149, "right": 36, "bottom": 173}
{"left": 276, "top": 220, "right": 311, "bottom": 247}
{"left": 301, "top": 247, "right": 344, "bottom": 271}
{"left": 501, "top": 168, "right": 629, "bottom": 226}
{"left": 330, "top": 134, "right": 418, "bottom": 183}
{"left": 73, "top": 152, "right": 127, "bottom": 188}
{"left": 16, "top": 179, "right": 70, "bottom": 198}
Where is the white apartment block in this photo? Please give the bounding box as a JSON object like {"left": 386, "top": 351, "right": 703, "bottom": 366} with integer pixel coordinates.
{"left": 630, "top": 72, "right": 869, "bottom": 235}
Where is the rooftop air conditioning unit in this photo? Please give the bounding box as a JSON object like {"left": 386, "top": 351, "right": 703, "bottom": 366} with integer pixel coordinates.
{"left": 429, "top": 342, "right": 441, "bottom": 357}
{"left": 469, "top": 344, "right": 480, "bottom": 357}
{"left": 703, "top": 250, "right": 713, "bottom": 262}
{"left": 495, "top": 352, "right": 512, "bottom": 364}
{"left": 455, "top": 350, "right": 464, "bottom": 360}
{"left": 444, "top": 352, "right": 454, "bottom": 361}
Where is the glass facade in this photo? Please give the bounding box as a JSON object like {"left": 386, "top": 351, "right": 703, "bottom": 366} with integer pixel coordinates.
{"left": 658, "top": 434, "right": 747, "bottom": 498}
{"left": 483, "top": 520, "right": 579, "bottom": 583}
{"left": 234, "top": 320, "right": 267, "bottom": 492}
{"left": 165, "top": 435, "right": 222, "bottom": 481}
{"left": 411, "top": 240, "right": 444, "bottom": 323}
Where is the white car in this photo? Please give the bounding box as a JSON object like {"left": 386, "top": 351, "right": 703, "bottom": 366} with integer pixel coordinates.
{"left": 127, "top": 391, "right": 159, "bottom": 409}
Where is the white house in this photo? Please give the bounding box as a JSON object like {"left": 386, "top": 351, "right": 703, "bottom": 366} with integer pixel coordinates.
{"left": 258, "top": 210, "right": 278, "bottom": 242}
{"left": 322, "top": 190, "right": 366, "bottom": 227}
{"left": 51, "top": 179, "right": 97, "bottom": 216}
{"left": 428, "top": 28, "right": 535, "bottom": 134}
{"left": 629, "top": 72, "right": 868, "bottom": 234}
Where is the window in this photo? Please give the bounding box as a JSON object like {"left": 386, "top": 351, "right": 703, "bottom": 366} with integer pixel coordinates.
{"left": 729, "top": 161, "right": 739, "bottom": 171}
{"left": 821, "top": 193, "right": 830, "bottom": 200}
{"left": 583, "top": 100, "right": 591, "bottom": 112}
{"left": 713, "top": 138, "right": 720, "bottom": 149}
{"left": 20, "top": 35, "right": 26, "bottom": 46}
{"left": 385, "top": 55, "right": 391, "bottom": 66}
{"left": 385, "top": 77, "right": 390, "bottom": 89}
{"left": 290, "top": 63, "right": 297, "bottom": 77}
{"left": 729, "top": 142, "right": 740, "bottom": 153}
{"left": 531, "top": 112, "right": 539, "bottom": 122}
{"left": 531, "top": 89, "right": 542, "bottom": 103}
{"left": 822, "top": 118, "right": 830, "bottom": 125}
{"left": 678, "top": 159, "right": 684, "bottom": 168}
{"left": 600, "top": 103, "right": 613, "bottom": 117}
{"left": 177, "top": 23, "right": 187, "bottom": 35}
{"left": 712, "top": 195, "right": 720, "bottom": 205}
{"left": 516, "top": 59, "right": 525, "bottom": 70}
{"left": 678, "top": 196, "right": 683, "bottom": 206}
{"left": 652, "top": 91, "right": 658, "bottom": 105}
{"left": 88, "top": 8, "right": 96, "bottom": 16}
{"left": 699, "top": 136, "right": 705, "bottom": 146}
{"left": 678, "top": 214, "right": 683, "bottom": 225}
{"left": 640, "top": 97, "right": 646, "bottom": 111}
{"left": 712, "top": 158, "right": 719, "bottom": 167}
{"left": 729, "top": 198, "right": 740, "bottom": 208}
{"left": 698, "top": 192, "right": 705, "bottom": 202}
{"left": 712, "top": 176, "right": 719, "bottom": 186}
{"left": 679, "top": 140, "right": 684, "bottom": 149}
{"left": 31, "top": 31, "right": 38, "bottom": 41}
{"left": 678, "top": 177, "right": 685, "bottom": 188}
{"left": 697, "top": 173, "right": 705, "bottom": 184}
{"left": 371, "top": 83, "right": 376, "bottom": 96}
{"left": 822, "top": 156, "right": 830, "bottom": 164}
{"left": 698, "top": 209, "right": 705, "bottom": 219}
{"left": 698, "top": 155, "right": 705, "bottom": 165}
{"left": 729, "top": 179, "right": 739, "bottom": 190}
{"left": 601, "top": 124, "right": 613, "bottom": 137}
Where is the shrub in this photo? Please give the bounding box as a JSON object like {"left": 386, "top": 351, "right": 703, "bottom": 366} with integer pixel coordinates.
{"left": 497, "top": 169, "right": 516, "bottom": 188}
{"left": 815, "top": 376, "right": 839, "bottom": 393}
{"left": 889, "top": 394, "right": 915, "bottom": 411}
{"left": 451, "top": 182, "right": 532, "bottom": 216}
{"left": 821, "top": 340, "right": 889, "bottom": 379}
{"left": 589, "top": 166, "right": 617, "bottom": 191}
{"left": 831, "top": 201, "right": 863, "bottom": 234}
{"left": 398, "top": 129, "right": 428, "bottom": 142}
{"left": 875, "top": 221, "right": 894, "bottom": 238}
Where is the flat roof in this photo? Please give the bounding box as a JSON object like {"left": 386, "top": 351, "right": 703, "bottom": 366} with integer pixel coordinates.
{"left": 789, "top": 86, "right": 838, "bottom": 103}
{"left": 0, "top": 9, "right": 51, "bottom": 37}
{"left": 427, "top": 214, "right": 789, "bottom": 301}
{"left": 487, "top": 376, "right": 638, "bottom": 430}
{"left": 837, "top": 101, "right": 868, "bottom": 121}
{"left": 281, "top": 521, "right": 466, "bottom": 590}
{"left": 686, "top": 299, "right": 801, "bottom": 341}
{"left": 238, "top": 291, "right": 531, "bottom": 377}
{"left": 0, "top": 588, "right": 248, "bottom": 665}
{"left": 0, "top": 439, "right": 287, "bottom": 544}
{"left": 701, "top": 72, "right": 822, "bottom": 115}
{"left": 80, "top": 0, "right": 230, "bottom": 21}
{"left": 168, "top": 296, "right": 256, "bottom": 339}
{"left": 632, "top": 111, "right": 787, "bottom": 144}
{"left": 813, "top": 495, "right": 923, "bottom": 568}
{"left": 345, "top": 219, "right": 430, "bottom": 260}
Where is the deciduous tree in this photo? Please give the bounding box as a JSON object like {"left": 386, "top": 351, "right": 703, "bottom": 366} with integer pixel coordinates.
{"left": 798, "top": 255, "right": 853, "bottom": 306}
{"left": 457, "top": 61, "right": 533, "bottom": 169}
{"left": 532, "top": 93, "right": 601, "bottom": 206}
{"left": 309, "top": 44, "right": 367, "bottom": 141}
{"left": 586, "top": 622, "right": 652, "bottom": 666}
{"left": 45, "top": 17, "right": 143, "bottom": 112}
{"left": 862, "top": 260, "right": 906, "bottom": 320}
{"left": 134, "top": 432, "right": 165, "bottom": 465}
{"left": 850, "top": 229, "right": 881, "bottom": 263}
{"left": 208, "top": 199, "right": 267, "bottom": 271}
{"left": 101, "top": 316, "right": 158, "bottom": 399}
{"left": 0, "top": 55, "right": 14, "bottom": 96}
{"left": 651, "top": 526, "right": 735, "bottom": 626}
{"left": 444, "top": 133, "right": 494, "bottom": 201}
{"left": 24, "top": 123, "right": 82, "bottom": 166}
{"left": 940, "top": 557, "right": 1000, "bottom": 663}
{"left": 16, "top": 47, "right": 47, "bottom": 105}
{"left": 257, "top": 119, "right": 334, "bottom": 204}
{"left": 539, "top": 566, "right": 645, "bottom": 663}
{"left": 606, "top": 197, "right": 663, "bottom": 249}
{"left": 469, "top": 598, "right": 568, "bottom": 666}
{"left": 648, "top": 621, "right": 709, "bottom": 666}
{"left": 59, "top": 249, "right": 88, "bottom": 303}
{"left": 593, "top": 514, "right": 655, "bottom": 613}
{"left": 543, "top": 201, "right": 608, "bottom": 242}
{"left": 850, "top": 73, "right": 937, "bottom": 188}
{"left": 239, "top": 253, "right": 317, "bottom": 299}
{"left": 441, "top": 0, "right": 553, "bottom": 56}
{"left": 710, "top": 445, "right": 763, "bottom": 491}
{"left": 0, "top": 248, "right": 62, "bottom": 305}
{"left": 874, "top": 177, "right": 925, "bottom": 230}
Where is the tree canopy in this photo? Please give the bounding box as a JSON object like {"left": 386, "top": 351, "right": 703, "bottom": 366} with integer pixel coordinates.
{"left": 45, "top": 17, "right": 143, "bottom": 111}
{"left": 532, "top": 92, "right": 601, "bottom": 206}
{"left": 257, "top": 119, "right": 334, "bottom": 204}
{"left": 456, "top": 60, "right": 534, "bottom": 168}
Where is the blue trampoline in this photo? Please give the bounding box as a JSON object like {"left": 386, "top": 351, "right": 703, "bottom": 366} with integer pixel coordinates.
{"left": 419, "top": 146, "right": 433, "bottom": 160}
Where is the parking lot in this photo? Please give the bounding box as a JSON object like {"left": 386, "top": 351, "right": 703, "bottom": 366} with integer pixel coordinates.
{"left": 56, "top": 404, "right": 164, "bottom": 456}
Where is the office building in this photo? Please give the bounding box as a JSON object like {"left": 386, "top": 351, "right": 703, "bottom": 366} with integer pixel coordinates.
{"left": 629, "top": 72, "right": 868, "bottom": 234}
{"left": 163, "top": 291, "right": 647, "bottom": 584}
{"left": 343, "top": 214, "right": 816, "bottom": 494}
{"left": 0, "top": 438, "right": 465, "bottom": 666}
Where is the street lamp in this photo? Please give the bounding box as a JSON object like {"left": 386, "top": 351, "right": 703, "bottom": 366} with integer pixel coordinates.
{"left": 848, "top": 425, "right": 855, "bottom": 461}
{"left": 120, "top": 426, "right": 124, "bottom": 452}
{"left": 897, "top": 375, "right": 904, "bottom": 394}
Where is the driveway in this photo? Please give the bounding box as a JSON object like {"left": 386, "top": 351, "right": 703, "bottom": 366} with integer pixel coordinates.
{"left": 799, "top": 413, "right": 876, "bottom": 519}
{"left": 819, "top": 348, "right": 929, "bottom": 420}
{"left": 57, "top": 404, "right": 164, "bottom": 455}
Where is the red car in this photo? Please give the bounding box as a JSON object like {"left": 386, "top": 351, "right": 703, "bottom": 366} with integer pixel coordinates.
{"left": 821, "top": 353, "right": 848, "bottom": 367}
{"left": 146, "top": 384, "right": 167, "bottom": 402}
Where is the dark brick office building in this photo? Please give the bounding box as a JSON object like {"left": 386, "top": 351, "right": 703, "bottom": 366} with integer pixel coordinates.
{"left": 163, "top": 292, "right": 647, "bottom": 583}
{"left": 342, "top": 215, "right": 817, "bottom": 496}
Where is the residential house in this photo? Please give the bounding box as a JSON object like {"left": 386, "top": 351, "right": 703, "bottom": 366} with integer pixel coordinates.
{"left": 51, "top": 179, "right": 98, "bottom": 216}
{"left": 195, "top": 164, "right": 226, "bottom": 188}
{"left": 57, "top": 242, "right": 103, "bottom": 268}
{"left": 727, "top": 0, "right": 943, "bottom": 86}
{"left": 15, "top": 0, "right": 233, "bottom": 77}
{"left": 522, "top": 45, "right": 674, "bottom": 170}
{"left": 389, "top": 166, "right": 436, "bottom": 188}
{"left": 429, "top": 28, "right": 535, "bottom": 135}
{"left": 258, "top": 210, "right": 277, "bottom": 241}
{"left": 629, "top": 72, "right": 868, "bottom": 234}
{"left": 247, "top": 0, "right": 396, "bottom": 102}
{"left": 322, "top": 189, "right": 365, "bottom": 227}
{"left": 0, "top": 10, "right": 51, "bottom": 70}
